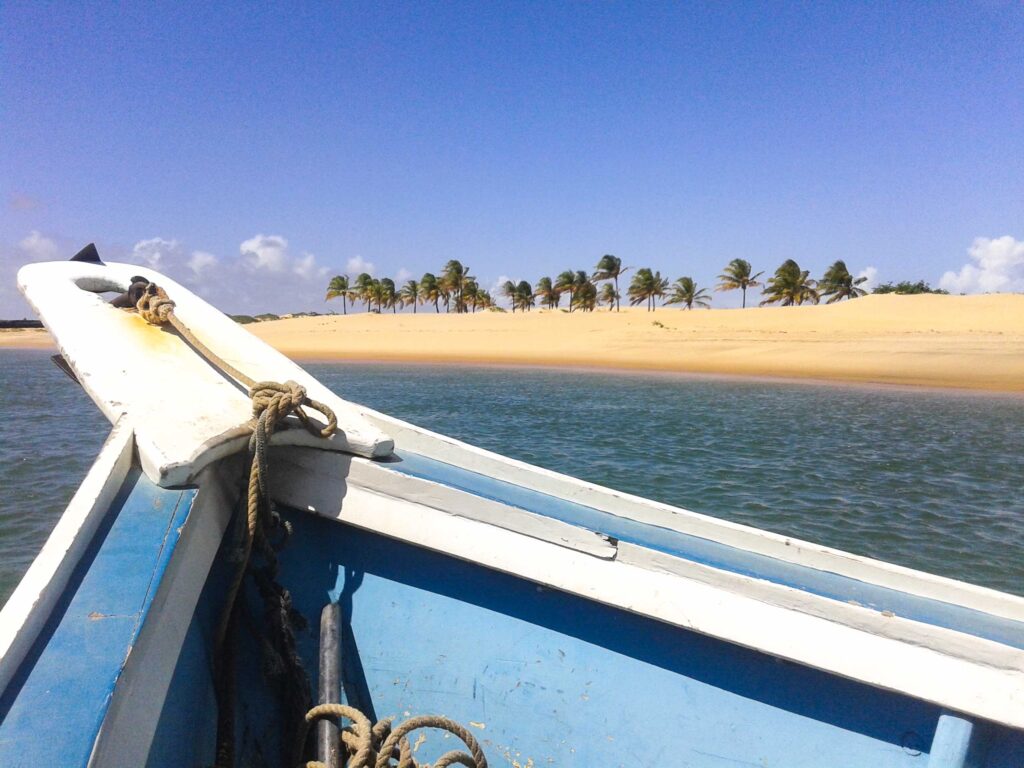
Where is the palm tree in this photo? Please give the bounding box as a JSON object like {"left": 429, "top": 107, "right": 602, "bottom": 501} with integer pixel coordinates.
{"left": 462, "top": 279, "right": 479, "bottom": 312}
{"left": 628, "top": 268, "right": 655, "bottom": 310}
{"left": 476, "top": 290, "right": 494, "bottom": 310}
{"left": 593, "top": 254, "right": 629, "bottom": 311}
{"left": 599, "top": 282, "right": 618, "bottom": 310}
{"left": 716, "top": 259, "right": 763, "bottom": 309}
{"left": 819, "top": 260, "right": 868, "bottom": 303}
{"left": 554, "top": 270, "right": 579, "bottom": 312}
{"left": 325, "top": 275, "right": 353, "bottom": 314}
{"left": 502, "top": 280, "right": 518, "bottom": 312}
{"left": 628, "top": 268, "right": 670, "bottom": 311}
{"left": 761, "top": 259, "right": 819, "bottom": 306}
{"left": 652, "top": 271, "right": 669, "bottom": 309}
{"left": 354, "top": 273, "right": 375, "bottom": 311}
{"left": 515, "top": 280, "right": 535, "bottom": 312}
{"left": 365, "top": 279, "right": 385, "bottom": 312}
{"left": 420, "top": 273, "right": 442, "bottom": 313}
{"left": 442, "top": 260, "right": 473, "bottom": 313}
{"left": 380, "top": 277, "right": 398, "bottom": 313}
{"left": 439, "top": 280, "right": 452, "bottom": 313}
{"left": 534, "top": 276, "right": 559, "bottom": 309}
{"left": 400, "top": 279, "right": 421, "bottom": 312}
{"left": 572, "top": 280, "right": 597, "bottom": 312}
{"left": 666, "top": 276, "right": 711, "bottom": 309}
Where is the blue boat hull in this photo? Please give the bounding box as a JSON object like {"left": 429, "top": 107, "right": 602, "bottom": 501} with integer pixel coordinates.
{"left": 2, "top": 455, "right": 1024, "bottom": 767}
{"left": 151, "top": 495, "right": 1024, "bottom": 765}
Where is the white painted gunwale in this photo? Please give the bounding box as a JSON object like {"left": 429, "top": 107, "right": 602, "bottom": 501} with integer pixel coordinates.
{"left": 268, "top": 450, "right": 1024, "bottom": 730}
{"left": 362, "top": 414, "right": 1024, "bottom": 625}
{"left": 0, "top": 416, "right": 135, "bottom": 695}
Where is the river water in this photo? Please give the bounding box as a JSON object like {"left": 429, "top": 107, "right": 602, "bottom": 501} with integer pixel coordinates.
{"left": 1, "top": 349, "right": 1021, "bottom": 603}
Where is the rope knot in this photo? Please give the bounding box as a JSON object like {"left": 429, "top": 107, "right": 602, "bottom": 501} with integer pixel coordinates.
{"left": 249, "top": 380, "right": 338, "bottom": 439}
{"left": 136, "top": 282, "right": 176, "bottom": 325}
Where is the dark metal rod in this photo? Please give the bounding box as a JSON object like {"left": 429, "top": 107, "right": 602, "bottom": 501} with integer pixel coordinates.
{"left": 318, "top": 603, "right": 342, "bottom": 768}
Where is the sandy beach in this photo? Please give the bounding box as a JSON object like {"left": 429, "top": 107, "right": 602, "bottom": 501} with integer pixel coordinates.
{"left": 4, "top": 294, "right": 1023, "bottom": 393}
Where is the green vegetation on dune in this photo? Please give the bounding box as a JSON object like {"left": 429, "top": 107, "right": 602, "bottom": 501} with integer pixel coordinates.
{"left": 873, "top": 280, "right": 949, "bottom": 295}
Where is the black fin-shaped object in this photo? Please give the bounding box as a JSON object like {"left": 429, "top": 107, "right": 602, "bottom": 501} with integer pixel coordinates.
{"left": 70, "top": 243, "right": 104, "bottom": 265}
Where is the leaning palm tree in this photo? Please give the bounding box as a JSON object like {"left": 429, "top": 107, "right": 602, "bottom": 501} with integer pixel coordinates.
{"left": 599, "top": 282, "right": 618, "bottom": 310}
{"left": 761, "top": 259, "right": 819, "bottom": 306}
{"left": 572, "top": 280, "right": 598, "bottom": 312}
{"left": 420, "top": 273, "right": 441, "bottom": 313}
{"left": 365, "top": 279, "right": 385, "bottom": 312}
{"left": 534, "top": 276, "right": 559, "bottom": 309}
{"left": 442, "top": 260, "right": 473, "bottom": 313}
{"left": 628, "top": 268, "right": 655, "bottom": 311}
{"left": 554, "top": 270, "right": 579, "bottom": 312}
{"left": 651, "top": 271, "right": 669, "bottom": 310}
{"left": 325, "top": 275, "right": 352, "bottom": 314}
{"left": 354, "top": 272, "right": 375, "bottom": 312}
{"left": 716, "top": 259, "right": 763, "bottom": 308}
{"left": 515, "top": 280, "right": 535, "bottom": 312}
{"left": 400, "top": 279, "right": 421, "bottom": 313}
{"left": 818, "top": 260, "right": 868, "bottom": 303}
{"left": 629, "top": 268, "right": 670, "bottom": 311}
{"left": 502, "top": 280, "right": 518, "bottom": 313}
{"left": 666, "top": 276, "right": 712, "bottom": 310}
{"left": 462, "top": 279, "right": 479, "bottom": 312}
{"left": 593, "top": 254, "right": 629, "bottom": 311}
{"left": 380, "top": 277, "right": 398, "bottom": 313}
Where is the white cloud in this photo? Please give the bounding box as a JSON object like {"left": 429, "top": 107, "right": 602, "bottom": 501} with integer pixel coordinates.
{"left": 939, "top": 236, "right": 1024, "bottom": 294}
{"left": 395, "top": 267, "right": 412, "bottom": 283}
{"left": 188, "top": 250, "right": 217, "bottom": 274}
{"left": 345, "top": 255, "right": 375, "bottom": 276}
{"left": 132, "top": 237, "right": 180, "bottom": 270}
{"left": 240, "top": 234, "right": 288, "bottom": 272}
{"left": 18, "top": 230, "right": 59, "bottom": 261}
{"left": 857, "top": 266, "right": 878, "bottom": 292}
{"left": 293, "top": 252, "right": 319, "bottom": 279}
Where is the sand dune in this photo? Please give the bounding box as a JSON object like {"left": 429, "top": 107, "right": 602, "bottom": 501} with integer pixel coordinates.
{"left": 5, "top": 294, "right": 1023, "bottom": 392}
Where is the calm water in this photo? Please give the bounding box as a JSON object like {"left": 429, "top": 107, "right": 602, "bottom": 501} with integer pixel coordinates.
{"left": 1, "top": 349, "right": 1022, "bottom": 605}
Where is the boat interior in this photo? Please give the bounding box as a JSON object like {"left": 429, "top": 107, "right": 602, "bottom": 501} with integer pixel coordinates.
{"left": 2, "top": 442, "right": 1023, "bottom": 767}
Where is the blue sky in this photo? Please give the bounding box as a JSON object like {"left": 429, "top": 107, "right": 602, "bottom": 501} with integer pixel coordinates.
{"left": 2, "top": 2, "right": 1022, "bottom": 315}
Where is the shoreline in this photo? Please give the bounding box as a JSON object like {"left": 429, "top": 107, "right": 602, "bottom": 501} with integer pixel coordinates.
{"left": 3, "top": 294, "right": 1022, "bottom": 394}
{"left": 297, "top": 357, "right": 1024, "bottom": 399}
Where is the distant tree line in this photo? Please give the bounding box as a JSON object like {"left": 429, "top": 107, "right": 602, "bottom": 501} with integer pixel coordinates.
{"left": 872, "top": 280, "right": 948, "bottom": 295}
{"left": 324, "top": 256, "right": 944, "bottom": 314}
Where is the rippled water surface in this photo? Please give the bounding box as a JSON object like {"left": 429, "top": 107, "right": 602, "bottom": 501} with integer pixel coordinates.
{"left": 1, "top": 350, "right": 1022, "bottom": 604}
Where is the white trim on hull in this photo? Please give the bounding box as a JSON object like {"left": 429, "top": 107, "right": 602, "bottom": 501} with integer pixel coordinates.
{"left": 270, "top": 446, "right": 1024, "bottom": 730}
{"left": 0, "top": 416, "right": 135, "bottom": 695}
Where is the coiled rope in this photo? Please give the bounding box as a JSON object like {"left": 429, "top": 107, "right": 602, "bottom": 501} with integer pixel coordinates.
{"left": 300, "top": 705, "right": 487, "bottom": 768}
{"left": 130, "top": 280, "right": 486, "bottom": 768}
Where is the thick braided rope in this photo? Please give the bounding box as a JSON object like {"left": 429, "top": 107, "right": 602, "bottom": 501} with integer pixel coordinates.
{"left": 375, "top": 715, "right": 486, "bottom": 768}
{"left": 131, "top": 282, "right": 485, "bottom": 768}
{"left": 131, "top": 281, "right": 344, "bottom": 767}
{"left": 300, "top": 706, "right": 487, "bottom": 768}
